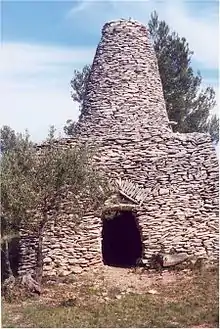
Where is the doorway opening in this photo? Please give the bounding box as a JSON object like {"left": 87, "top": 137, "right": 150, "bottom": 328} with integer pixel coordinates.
{"left": 102, "top": 211, "right": 143, "bottom": 267}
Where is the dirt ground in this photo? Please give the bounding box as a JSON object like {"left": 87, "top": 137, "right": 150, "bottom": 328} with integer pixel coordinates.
{"left": 2, "top": 265, "right": 219, "bottom": 328}
{"left": 86, "top": 265, "right": 186, "bottom": 293}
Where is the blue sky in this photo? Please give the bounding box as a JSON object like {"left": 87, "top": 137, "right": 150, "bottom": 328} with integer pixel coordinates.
{"left": 1, "top": 0, "right": 219, "bottom": 142}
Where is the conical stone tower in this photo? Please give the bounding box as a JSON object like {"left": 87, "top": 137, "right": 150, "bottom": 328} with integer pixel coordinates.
{"left": 72, "top": 19, "right": 218, "bottom": 266}
{"left": 17, "top": 20, "right": 219, "bottom": 277}
{"left": 75, "top": 19, "right": 171, "bottom": 139}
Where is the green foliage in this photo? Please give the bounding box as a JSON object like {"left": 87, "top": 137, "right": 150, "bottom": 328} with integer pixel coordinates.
{"left": 64, "top": 65, "right": 91, "bottom": 136}
{"left": 1, "top": 130, "right": 35, "bottom": 234}
{"left": 70, "top": 64, "right": 91, "bottom": 106}
{"left": 148, "top": 11, "right": 219, "bottom": 143}
{"left": 63, "top": 119, "right": 76, "bottom": 137}
{"left": 1, "top": 129, "right": 35, "bottom": 278}
{"left": 66, "top": 12, "right": 219, "bottom": 143}
{"left": 1, "top": 125, "right": 21, "bottom": 153}
{"left": 206, "top": 115, "right": 219, "bottom": 144}
{"left": 1, "top": 126, "right": 109, "bottom": 280}
{"left": 1, "top": 127, "right": 107, "bottom": 231}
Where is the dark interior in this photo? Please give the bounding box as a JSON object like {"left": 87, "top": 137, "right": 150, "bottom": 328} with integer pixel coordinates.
{"left": 102, "top": 211, "right": 143, "bottom": 267}
{"left": 1, "top": 237, "right": 20, "bottom": 281}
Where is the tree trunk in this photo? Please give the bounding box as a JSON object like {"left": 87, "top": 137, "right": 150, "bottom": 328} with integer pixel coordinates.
{"left": 4, "top": 239, "right": 13, "bottom": 278}
{"left": 21, "top": 273, "right": 41, "bottom": 295}
{"left": 35, "top": 219, "right": 45, "bottom": 284}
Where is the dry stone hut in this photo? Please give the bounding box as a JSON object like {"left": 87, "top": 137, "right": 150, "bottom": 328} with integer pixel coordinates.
{"left": 18, "top": 19, "right": 219, "bottom": 277}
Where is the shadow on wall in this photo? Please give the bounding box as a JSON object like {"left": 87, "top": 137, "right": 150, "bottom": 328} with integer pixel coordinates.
{"left": 1, "top": 237, "right": 21, "bottom": 281}
{"left": 102, "top": 211, "right": 143, "bottom": 267}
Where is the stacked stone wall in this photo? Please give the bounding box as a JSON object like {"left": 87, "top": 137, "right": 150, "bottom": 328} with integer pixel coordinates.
{"left": 75, "top": 19, "right": 171, "bottom": 137}
{"left": 18, "top": 19, "right": 219, "bottom": 276}
{"left": 18, "top": 131, "right": 219, "bottom": 276}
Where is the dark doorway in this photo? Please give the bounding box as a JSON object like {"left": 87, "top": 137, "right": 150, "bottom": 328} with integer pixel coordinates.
{"left": 102, "top": 211, "right": 143, "bottom": 267}
{"left": 1, "top": 237, "right": 20, "bottom": 281}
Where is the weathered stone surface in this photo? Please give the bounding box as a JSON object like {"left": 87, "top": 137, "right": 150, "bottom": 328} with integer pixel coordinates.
{"left": 162, "top": 253, "right": 189, "bottom": 267}
{"left": 159, "top": 188, "right": 169, "bottom": 196}
{"left": 18, "top": 19, "right": 219, "bottom": 277}
{"left": 43, "top": 257, "right": 52, "bottom": 264}
{"left": 71, "top": 266, "right": 83, "bottom": 274}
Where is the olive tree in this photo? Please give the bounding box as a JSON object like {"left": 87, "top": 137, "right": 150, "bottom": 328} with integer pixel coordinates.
{"left": 1, "top": 127, "right": 109, "bottom": 285}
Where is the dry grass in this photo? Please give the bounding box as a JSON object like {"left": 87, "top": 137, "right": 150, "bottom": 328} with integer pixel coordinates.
{"left": 2, "top": 267, "right": 219, "bottom": 328}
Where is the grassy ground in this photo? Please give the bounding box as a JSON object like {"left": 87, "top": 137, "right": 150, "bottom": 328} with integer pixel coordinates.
{"left": 2, "top": 267, "right": 219, "bottom": 328}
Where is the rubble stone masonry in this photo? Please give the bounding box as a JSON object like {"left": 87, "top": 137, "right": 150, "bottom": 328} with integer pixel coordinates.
{"left": 18, "top": 19, "right": 219, "bottom": 276}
